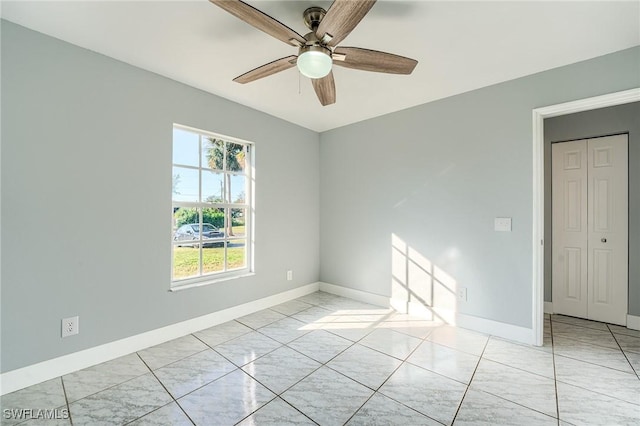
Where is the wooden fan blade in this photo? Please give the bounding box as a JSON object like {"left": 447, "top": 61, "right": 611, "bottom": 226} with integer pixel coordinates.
{"left": 210, "top": 0, "right": 305, "bottom": 46}
{"left": 315, "top": 0, "right": 376, "bottom": 47}
{"left": 233, "top": 56, "right": 297, "bottom": 84}
{"left": 333, "top": 47, "right": 418, "bottom": 74}
{"left": 311, "top": 71, "right": 336, "bottom": 106}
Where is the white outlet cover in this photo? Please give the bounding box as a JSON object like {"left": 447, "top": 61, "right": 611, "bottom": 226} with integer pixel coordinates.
{"left": 457, "top": 287, "right": 468, "bottom": 301}
{"left": 494, "top": 217, "right": 512, "bottom": 232}
{"left": 62, "top": 316, "right": 79, "bottom": 338}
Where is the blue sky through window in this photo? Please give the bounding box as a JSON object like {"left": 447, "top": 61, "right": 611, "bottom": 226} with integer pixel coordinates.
{"left": 173, "top": 127, "right": 247, "bottom": 203}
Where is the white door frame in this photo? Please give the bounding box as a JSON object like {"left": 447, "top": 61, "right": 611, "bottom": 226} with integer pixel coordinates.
{"left": 531, "top": 88, "right": 640, "bottom": 346}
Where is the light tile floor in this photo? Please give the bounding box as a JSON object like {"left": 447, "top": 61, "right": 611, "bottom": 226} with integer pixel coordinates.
{"left": 2, "top": 292, "right": 640, "bottom": 425}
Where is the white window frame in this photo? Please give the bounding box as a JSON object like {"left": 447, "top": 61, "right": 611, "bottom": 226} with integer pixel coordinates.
{"left": 171, "top": 124, "right": 254, "bottom": 290}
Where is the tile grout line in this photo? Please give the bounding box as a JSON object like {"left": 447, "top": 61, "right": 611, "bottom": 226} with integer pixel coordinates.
{"left": 233, "top": 299, "right": 430, "bottom": 425}
{"left": 193, "top": 310, "right": 349, "bottom": 424}
{"left": 550, "top": 315, "right": 611, "bottom": 331}
{"left": 552, "top": 317, "right": 640, "bottom": 375}
{"left": 188, "top": 333, "right": 273, "bottom": 393}
{"left": 274, "top": 398, "right": 321, "bottom": 426}
{"left": 449, "top": 335, "right": 490, "bottom": 425}
{"left": 552, "top": 352, "right": 636, "bottom": 375}
{"left": 477, "top": 355, "right": 554, "bottom": 381}
{"left": 354, "top": 329, "right": 445, "bottom": 426}
{"left": 54, "top": 357, "right": 159, "bottom": 409}
{"left": 277, "top": 327, "right": 362, "bottom": 395}
{"left": 232, "top": 395, "right": 320, "bottom": 426}
{"left": 551, "top": 317, "right": 640, "bottom": 412}
{"left": 200, "top": 330, "right": 284, "bottom": 369}
{"left": 554, "top": 330, "right": 627, "bottom": 350}
{"left": 552, "top": 378, "right": 640, "bottom": 408}
{"left": 194, "top": 305, "right": 400, "bottom": 423}
{"left": 549, "top": 316, "right": 561, "bottom": 425}
{"left": 133, "top": 352, "right": 197, "bottom": 426}
{"left": 423, "top": 335, "right": 490, "bottom": 358}
{"left": 184, "top": 336, "right": 294, "bottom": 420}
{"left": 452, "top": 334, "right": 561, "bottom": 423}
{"left": 235, "top": 298, "right": 376, "bottom": 425}
{"left": 341, "top": 329, "right": 442, "bottom": 426}
{"left": 143, "top": 346, "right": 211, "bottom": 371}
{"left": 59, "top": 376, "right": 74, "bottom": 426}
{"left": 351, "top": 333, "right": 422, "bottom": 363}
{"left": 607, "top": 323, "right": 640, "bottom": 380}
{"left": 193, "top": 324, "right": 252, "bottom": 348}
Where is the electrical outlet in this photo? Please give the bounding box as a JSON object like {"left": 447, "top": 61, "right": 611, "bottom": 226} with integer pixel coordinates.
{"left": 457, "top": 287, "right": 468, "bottom": 302}
{"left": 62, "top": 316, "right": 79, "bottom": 338}
{"left": 286, "top": 270, "right": 293, "bottom": 281}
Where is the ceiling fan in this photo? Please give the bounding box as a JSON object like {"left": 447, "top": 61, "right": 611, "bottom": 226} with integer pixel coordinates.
{"left": 209, "top": 0, "right": 418, "bottom": 106}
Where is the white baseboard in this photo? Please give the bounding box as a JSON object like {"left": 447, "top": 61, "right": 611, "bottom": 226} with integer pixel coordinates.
{"left": 0, "top": 282, "right": 320, "bottom": 395}
{"left": 627, "top": 314, "right": 640, "bottom": 331}
{"left": 455, "top": 313, "right": 533, "bottom": 345}
{"left": 323, "top": 283, "right": 534, "bottom": 345}
{"left": 319, "top": 282, "right": 388, "bottom": 307}
{"left": 544, "top": 302, "right": 553, "bottom": 314}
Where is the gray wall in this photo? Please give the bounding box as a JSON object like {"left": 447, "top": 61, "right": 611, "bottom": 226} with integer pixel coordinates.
{"left": 319, "top": 46, "right": 640, "bottom": 329}
{"left": 1, "top": 21, "right": 320, "bottom": 373}
{"left": 544, "top": 103, "right": 640, "bottom": 316}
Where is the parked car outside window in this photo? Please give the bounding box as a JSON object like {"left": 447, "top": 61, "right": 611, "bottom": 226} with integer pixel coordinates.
{"left": 173, "top": 223, "right": 224, "bottom": 247}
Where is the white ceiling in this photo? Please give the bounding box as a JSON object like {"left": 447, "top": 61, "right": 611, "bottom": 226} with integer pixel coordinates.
{"left": 2, "top": 1, "right": 639, "bottom": 132}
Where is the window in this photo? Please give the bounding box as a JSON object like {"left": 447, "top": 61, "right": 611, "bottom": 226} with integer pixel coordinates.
{"left": 171, "top": 124, "right": 252, "bottom": 287}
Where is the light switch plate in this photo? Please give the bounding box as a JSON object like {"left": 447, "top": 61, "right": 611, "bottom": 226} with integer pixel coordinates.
{"left": 494, "top": 217, "right": 512, "bottom": 232}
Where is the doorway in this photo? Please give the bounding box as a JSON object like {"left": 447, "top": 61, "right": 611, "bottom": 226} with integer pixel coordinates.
{"left": 531, "top": 88, "right": 640, "bottom": 346}
{"left": 551, "top": 134, "right": 628, "bottom": 325}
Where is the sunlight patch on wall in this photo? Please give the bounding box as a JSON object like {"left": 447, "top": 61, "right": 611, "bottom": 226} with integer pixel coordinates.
{"left": 391, "top": 234, "right": 459, "bottom": 324}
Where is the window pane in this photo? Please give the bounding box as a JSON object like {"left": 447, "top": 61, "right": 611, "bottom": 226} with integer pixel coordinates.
{"left": 229, "top": 174, "right": 246, "bottom": 203}
{"left": 173, "top": 207, "right": 200, "bottom": 246}
{"left": 202, "top": 207, "right": 225, "bottom": 234}
{"left": 202, "top": 170, "right": 224, "bottom": 203}
{"left": 227, "top": 239, "right": 246, "bottom": 270}
{"left": 173, "top": 245, "right": 200, "bottom": 280}
{"left": 172, "top": 166, "right": 199, "bottom": 202}
{"left": 231, "top": 208, "right": 246, "bottom": 237}
{"left": 173, "top": 128, "right": 199, "bottom": 167}
{"left": 227, "top": 142, "right": 247, "bottom": 173}
{"left": 202, "top": 244, "right": 225, "bottom": 275}
{"left": 202, "top": 138, "right": 224, "bottom": 171}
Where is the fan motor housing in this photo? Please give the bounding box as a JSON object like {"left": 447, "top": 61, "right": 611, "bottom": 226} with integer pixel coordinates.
{"left": 298, "top": 43, "right": 331, "bottom": 58}
{"left": 303, "top": 7, "right": 326, "bottom": 30}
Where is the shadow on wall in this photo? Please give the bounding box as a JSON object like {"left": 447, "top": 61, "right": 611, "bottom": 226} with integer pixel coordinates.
{"left": 390, "top": 234, "right": 459, "bottom": 324}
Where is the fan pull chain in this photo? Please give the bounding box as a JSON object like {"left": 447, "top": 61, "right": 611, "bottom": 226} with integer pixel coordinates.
{"left": 298, "top": 70, "right": 301, "bottom": 95}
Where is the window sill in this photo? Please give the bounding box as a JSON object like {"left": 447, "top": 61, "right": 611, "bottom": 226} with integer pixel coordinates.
{"left": 169, "top": 271, "right": 255, "bottom": 292}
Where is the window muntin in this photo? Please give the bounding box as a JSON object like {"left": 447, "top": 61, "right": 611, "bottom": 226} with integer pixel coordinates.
{"left": 171, "top": 125, "right": 252, "bottom": 287}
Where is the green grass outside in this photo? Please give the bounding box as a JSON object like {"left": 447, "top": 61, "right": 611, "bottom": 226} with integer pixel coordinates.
{"left": 173, "top": 245, "right": 246, "bottom": 279}
{"left": 229, "top": 225, "right": 245, "bottom": 235}
{"left": 172, "top": 226, "right": 248, "bottom": 279}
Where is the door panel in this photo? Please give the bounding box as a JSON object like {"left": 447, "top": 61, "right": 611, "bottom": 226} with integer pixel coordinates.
{"left": 552, "top": 140, "right": 588, "bottom": 318}
{"left": 593, "top": 178, "right": 611, "bottom": 232}
{"left": 592, "top": 249, "right": 612, "bottom": 304}
{"left": 563, "top": 247, "right": 582, "bottom": 300}
{"left": 587, "top": 134, "right": 628, "bottom": 325}
{"left": 564, "top": 179, "right": 583, "bottom": 231}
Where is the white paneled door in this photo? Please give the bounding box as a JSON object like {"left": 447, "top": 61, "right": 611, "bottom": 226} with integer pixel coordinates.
{"left": 552, "top": 134, "right": 628, "bottom": 325}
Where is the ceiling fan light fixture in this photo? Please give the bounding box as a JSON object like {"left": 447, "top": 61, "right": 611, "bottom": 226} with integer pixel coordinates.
{"left": 297, "top": 45, "right": 332, "bottom": 79}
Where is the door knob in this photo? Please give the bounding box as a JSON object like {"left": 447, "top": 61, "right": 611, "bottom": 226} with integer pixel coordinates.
{"left": 601, "top": 238, "right": 607, "bottom": 243}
